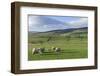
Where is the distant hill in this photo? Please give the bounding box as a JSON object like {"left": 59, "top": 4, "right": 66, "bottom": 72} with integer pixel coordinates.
{"left": 45, "top": 27, "right": 87, "bottom": 33}
{"left": 29, "top": 27, "right": 88, "bottom": 37}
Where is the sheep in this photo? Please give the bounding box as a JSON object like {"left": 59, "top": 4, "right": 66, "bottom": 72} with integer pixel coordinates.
{"left": 37, "top": 48, "right": 43, "bottom": 54}
{"left": 55, "top": 48, "right": 61, "bottom": 54}
{"left": 52, "top": 47, "right": 61, "bottom": 54}
{"left": 32, "top": 48, "right": 45, "bottom": 54}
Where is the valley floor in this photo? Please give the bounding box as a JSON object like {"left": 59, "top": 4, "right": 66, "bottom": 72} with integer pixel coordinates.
{"left": 28, "top": 37, "right": 88, "bottom": 61}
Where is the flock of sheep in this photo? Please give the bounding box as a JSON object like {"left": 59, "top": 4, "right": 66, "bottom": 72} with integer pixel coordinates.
{"left": 32, "top": 47, "right": 61, "bottom": 55}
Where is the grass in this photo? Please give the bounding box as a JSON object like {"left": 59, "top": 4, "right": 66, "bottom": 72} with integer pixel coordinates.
{"left": 28, "top": 36, "right": 88, "bottom": 61}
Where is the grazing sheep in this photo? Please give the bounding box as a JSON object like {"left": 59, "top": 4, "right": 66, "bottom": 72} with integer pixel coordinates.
{"left": 52, "top": 47, "right": 61, "bottom": 54}
{"left": 32, "top": 48, "right": 44, "bottom": 54}
{"left": 37, "top": 48, "right": 43, "bottom": 54}
{"left": 55, "top": 48, "right": 61, "bottom": 54}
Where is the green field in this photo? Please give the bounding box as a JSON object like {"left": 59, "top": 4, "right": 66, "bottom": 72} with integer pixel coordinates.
{"left": 28, "top": 28, "right": 88, "bottom": 61}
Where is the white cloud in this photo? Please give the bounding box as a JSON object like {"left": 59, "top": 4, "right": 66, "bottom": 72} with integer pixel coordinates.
{"left": 43, "top": 25, "right": 52, "bottom": 28}
{"left": 28, "top": 16, "right": 88, "bottom": 32}
{"left": 29, "top": 16, "right": 40, "bottom": 27}
{"left": 69, "top": 18, "right": 88, "bottom": 26}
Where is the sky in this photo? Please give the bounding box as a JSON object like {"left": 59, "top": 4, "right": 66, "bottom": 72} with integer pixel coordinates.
{"left": 28, "top": 15, "right": 88, "bottom": 32}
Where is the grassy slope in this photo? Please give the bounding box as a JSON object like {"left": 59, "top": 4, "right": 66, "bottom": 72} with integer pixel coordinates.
{"left": 28, "top": 36, "right": 88, "bottom": 60}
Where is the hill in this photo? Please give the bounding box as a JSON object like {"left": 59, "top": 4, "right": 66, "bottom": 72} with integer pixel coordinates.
{"left": 29, "top": 27, "right": 88, "bottom": 37}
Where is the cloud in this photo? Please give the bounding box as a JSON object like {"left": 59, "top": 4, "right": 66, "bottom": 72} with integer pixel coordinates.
{"left": 69, "top": 18, "right": 88, "bottom": 26}
{"left": 29, "top": 16, "right": 42, "bottom": 27}
{"left": 28, "top": 15, "right": 88, "bottom": 32}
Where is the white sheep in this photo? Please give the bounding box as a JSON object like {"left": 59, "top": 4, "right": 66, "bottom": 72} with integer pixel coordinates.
{"left": 32, "top": 48, "right": 45, "bottom": 54}
{"left": 52, "top": 47, "right": 61, "bottom": 54}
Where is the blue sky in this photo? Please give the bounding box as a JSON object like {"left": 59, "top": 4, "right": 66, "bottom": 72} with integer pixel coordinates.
{"left": 28, "top": 15, "right": 88, "bottom": 32}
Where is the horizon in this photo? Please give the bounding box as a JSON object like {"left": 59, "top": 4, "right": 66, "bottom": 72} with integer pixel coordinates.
{"left": 29, "top": 27, "right": 88, "bottom": 33}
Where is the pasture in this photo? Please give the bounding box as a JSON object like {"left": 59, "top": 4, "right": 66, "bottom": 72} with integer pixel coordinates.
{"left": 28, "top": 34, "right": 88, "bottom": 61}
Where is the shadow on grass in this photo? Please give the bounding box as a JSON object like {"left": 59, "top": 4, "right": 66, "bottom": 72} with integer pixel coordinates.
{"left": 36, "top": 50, "right": 80, "bottom": 56}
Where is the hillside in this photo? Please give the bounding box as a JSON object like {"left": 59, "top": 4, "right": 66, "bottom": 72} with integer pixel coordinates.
{"left": 28, "top": 27, "right": 88, "bottom": 37}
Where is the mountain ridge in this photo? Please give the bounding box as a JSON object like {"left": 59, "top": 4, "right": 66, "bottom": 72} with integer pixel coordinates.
{"left": 29, "top": 27, "right": 88, "bottom": 33}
